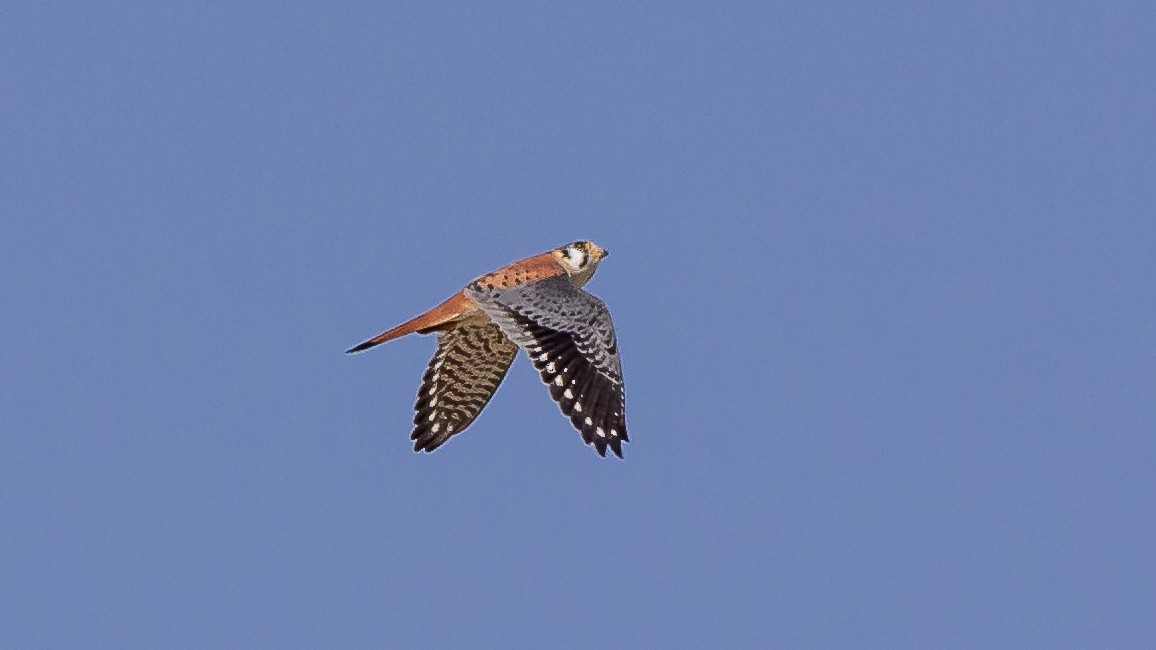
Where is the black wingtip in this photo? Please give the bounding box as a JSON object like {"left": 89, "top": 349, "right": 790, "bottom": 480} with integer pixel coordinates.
{"left": 412, "top": 436, "right": 443, "bottom": 454}
{"left": 593, "top": 438, "right": 627, "bottom": 459}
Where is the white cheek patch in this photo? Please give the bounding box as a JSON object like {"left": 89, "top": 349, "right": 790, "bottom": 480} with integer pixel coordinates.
{"left": 562, "top": 248, "right": 587, "bottom": 271}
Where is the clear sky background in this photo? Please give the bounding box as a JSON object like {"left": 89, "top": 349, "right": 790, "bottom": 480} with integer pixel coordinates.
{"left": 3, "top": 2, "right": 1154, "bottom": 648}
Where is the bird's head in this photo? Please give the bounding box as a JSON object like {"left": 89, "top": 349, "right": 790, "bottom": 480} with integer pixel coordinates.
{"left": 553, "top": 240, "right": 609, "bottom": 286}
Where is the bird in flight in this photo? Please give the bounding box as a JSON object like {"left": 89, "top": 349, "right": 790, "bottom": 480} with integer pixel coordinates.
{"left": 347, "top": 240, "right": 628, "bottom": 458}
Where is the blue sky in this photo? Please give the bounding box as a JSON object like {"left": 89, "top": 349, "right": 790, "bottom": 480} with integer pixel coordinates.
{"left": 3, "top": 2, "right": 1154, "bottom": 647}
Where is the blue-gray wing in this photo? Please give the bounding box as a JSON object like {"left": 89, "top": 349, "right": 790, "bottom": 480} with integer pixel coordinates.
{"left": 467, "top": 275, "right": 627, "bottom": 457}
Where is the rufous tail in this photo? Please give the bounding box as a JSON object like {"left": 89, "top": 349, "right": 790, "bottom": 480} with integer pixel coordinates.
{"left": 345, "top": 291, "right": 474, "bottom": 354}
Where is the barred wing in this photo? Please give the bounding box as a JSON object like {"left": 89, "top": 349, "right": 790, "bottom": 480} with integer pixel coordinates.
{"left": 411, "top": 321, "right": 518, "bottom": 452}
{"left": 467, "top": 275, "right": 627, "bottom": 457}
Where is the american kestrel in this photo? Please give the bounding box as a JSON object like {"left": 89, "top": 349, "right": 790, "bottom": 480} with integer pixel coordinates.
{"left": 347, "top": 241, "right": 628, "bottom": 458}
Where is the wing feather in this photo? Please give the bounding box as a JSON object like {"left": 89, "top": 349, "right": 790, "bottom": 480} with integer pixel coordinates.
{"left": 410, "top": 321, "right": 517, "bottom": 452}
{"left": 466, "top": 275, "right": 627, "bottom": 457}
